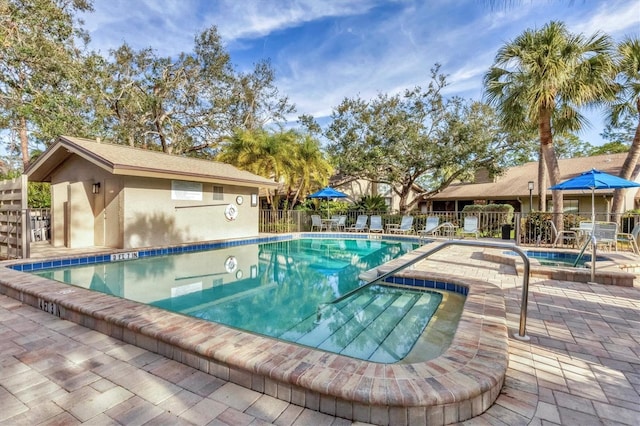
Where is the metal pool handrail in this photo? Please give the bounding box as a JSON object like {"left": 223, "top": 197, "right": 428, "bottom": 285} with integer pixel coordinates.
{"left": 317, "top": 239, "right": 532, "bottom": 341}
{"left": 573, "top": 234, "right": 597, "bottom": 282}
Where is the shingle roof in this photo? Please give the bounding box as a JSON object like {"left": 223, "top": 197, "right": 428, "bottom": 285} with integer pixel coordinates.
{"left": 431, "top": 153, "right": 640, "bottom": 200}
{"left": 26, "top": 136, "right": 278, "bottom": 188}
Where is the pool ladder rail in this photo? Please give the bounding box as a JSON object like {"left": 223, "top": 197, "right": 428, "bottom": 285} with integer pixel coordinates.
{"left": 573, "top": 234, "right": 597, "bottom": 281}
{"left": 317, "top": 239, "right": 532, "bottom": 341}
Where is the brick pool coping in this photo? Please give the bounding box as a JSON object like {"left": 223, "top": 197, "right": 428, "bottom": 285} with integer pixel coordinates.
{"left": 0, "top": 240, "right": 509, "bottom": 425}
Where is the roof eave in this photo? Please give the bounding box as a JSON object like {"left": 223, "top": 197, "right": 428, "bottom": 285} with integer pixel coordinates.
{"left": 111, "top": 166, "right": 279, "bottom": 187}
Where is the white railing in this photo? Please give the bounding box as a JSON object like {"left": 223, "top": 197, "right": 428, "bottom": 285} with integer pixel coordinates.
{"left": 260, "top": 209, "right": 640, "bottom": 247}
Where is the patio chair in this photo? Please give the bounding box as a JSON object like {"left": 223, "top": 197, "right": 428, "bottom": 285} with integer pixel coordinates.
{"left": 592, "top": 222, "right": 618, "bottom": 252}
{"left": 616, "top": 223, "right": 640, "bottom": 255}
{"left": 547, "top": 220, "right": 577, "bottom": 248}
{"left": 335, "top": 215, "right": 347, "bottom": 231}
{"left": 389, "top": 215, "right": 414, "bottom": 234}
{"left": 417, "top": 216, "right": 440, "bottom": 237}
{"left": 369, "top": 215, "right": 384, "bottom": 233}
{"left": 574, "top": 221, "right": 595, "bottom": 246}
{"left": 310, "top": 214, "right": 327, "bottom": 232}
{"left": 346, "top": 215, "right": 368, "bottom": 232}
{"left": 460, "top": 216, "right": 479, "bottom": 239}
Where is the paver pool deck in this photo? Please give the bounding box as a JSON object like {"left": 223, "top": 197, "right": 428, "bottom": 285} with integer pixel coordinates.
{"left": 0, "top": 241, "right": 639, "bottom": 425}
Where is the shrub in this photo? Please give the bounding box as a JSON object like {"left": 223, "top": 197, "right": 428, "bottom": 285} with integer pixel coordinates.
{"left": 351, "top": 195, "right": 388, "bottom": 213}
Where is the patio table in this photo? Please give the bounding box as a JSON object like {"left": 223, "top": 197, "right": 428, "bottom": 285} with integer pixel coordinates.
{"left": 385, "top": 223, "right": 400, "bottom": 233}
{"left": 322, "top": 218, "right": 338, "bottom": 231}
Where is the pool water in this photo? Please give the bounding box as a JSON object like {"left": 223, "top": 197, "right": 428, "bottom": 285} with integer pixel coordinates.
{"left": 512, "top": 250, "right": 608, "bottom": 267}
{"left": 32, "top": 238, "right": 450, "bottom": 362}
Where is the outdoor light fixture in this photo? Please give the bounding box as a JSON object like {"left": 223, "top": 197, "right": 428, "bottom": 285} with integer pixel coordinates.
{"left": 92, "top": 182, "right": 101, "bottom": 194}
{"left": 528, "top": 181, "right": 534, "bottom": 213}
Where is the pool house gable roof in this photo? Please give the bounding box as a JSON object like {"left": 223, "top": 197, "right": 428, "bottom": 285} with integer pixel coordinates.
{"left": 430, "top": 153, "right": 640, "bottom": 201}
{"left": 26, "top": 136, "right": 279, "bottom": 188}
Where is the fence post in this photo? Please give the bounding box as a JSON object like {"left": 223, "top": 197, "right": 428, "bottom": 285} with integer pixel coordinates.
{"left": 21, "top": 208, "right": 30, "bottom": 259}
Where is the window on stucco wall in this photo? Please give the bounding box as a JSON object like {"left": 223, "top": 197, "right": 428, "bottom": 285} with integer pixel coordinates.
{"left": 213, "top": 186, "right": 223, "bottom": 200}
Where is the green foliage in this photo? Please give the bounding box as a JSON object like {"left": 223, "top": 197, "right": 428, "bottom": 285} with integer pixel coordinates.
{"left": 589, "top": 141, "right": 630, "bottom": 155}
{"left": 0, "top": 170, "right": 51, "bottom": 208}
{"left": 600, "top": 115, "right": 636, "bottom": 146}
{"left": 461, "top": 204, "right": 484, "bottom": 213}
{"left": 1, "top": 0, "right": 94, "bottom": 169}
{"left": 351, "top": 195, "right": 388, "bottom": 213}
{"left": 296, "top": 199, "right": 349, "bottom": 216}
{"left": 28, "top": 182, "right": 51, "bottom": 208}
{"left": 218, "top": 128, "right": 332, "bottom": 209}
{"left": 608, "top": 36, "right": 640, "bottom": 215}
{"left": 324, "top": 65, "right": 510, "bottom": 213}
{"left": 1, "top": 2, "right": 297, "bottom": 168}
{"left": 521, "top": 212, "right": 583, "bottom": 244}
{"left": 484, "top": 203, "right": 514, "bottom": 223}
{"left": 85, "top": 30, "right": 295, "bottom": 157}
{"left": 485, "top": 20, "right": 617, "bottom": 216}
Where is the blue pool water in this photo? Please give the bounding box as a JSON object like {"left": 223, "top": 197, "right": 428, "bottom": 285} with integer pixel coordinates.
{"left": 511, "top": 250, "right": 609, "bottom": 267}
{"left": 31, "top": 238, "right": 451, "bottom": 363}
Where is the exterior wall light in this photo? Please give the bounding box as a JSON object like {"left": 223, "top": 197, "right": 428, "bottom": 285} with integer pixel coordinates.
{"left": 92, "top": 182, "right": 101, "bottom": 194}
{"left": 528, "top": 181, "right": 534, "bottom": 212}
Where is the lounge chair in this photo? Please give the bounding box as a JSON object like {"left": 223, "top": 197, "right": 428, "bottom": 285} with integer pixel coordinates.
{"left": 616, "top": 223, "right": 640, "bottom": 255}
{"left": 389, "top": 215, "right": 414, "bottom": 234}
{"left": 460, "top": 216, "right": 479, "bottom": 239}
{"left": 417, "top": 216, "right": 440, "bottom": 237}
{"left": 547, "top": 220, "right": 577, "bottom": 248}
{"left": 346, "top": 215, "right": 368, "bottom": 232}
{"left": 592, "top": 222, "right": 617, "bottom": 251}
{"left": 369, "top": 215, "right": 384, "bottom": 233}
{"left": 310, "top": 214, "right": 327, "bottom": 232}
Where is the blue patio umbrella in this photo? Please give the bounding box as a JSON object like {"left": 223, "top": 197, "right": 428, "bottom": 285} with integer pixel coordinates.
{"left": 308, "top": 186, "right": 348, "bottom": 218}
{"left": 549, "top": 168, "right": 640, "bottom": 222}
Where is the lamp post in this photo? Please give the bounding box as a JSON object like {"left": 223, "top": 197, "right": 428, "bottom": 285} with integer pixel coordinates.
{"left": 528, "top": 181, "right": 534, "bottom": 213}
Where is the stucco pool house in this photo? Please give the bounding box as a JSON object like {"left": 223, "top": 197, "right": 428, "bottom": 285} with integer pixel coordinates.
{"left": 25, "top": 136, "right": 278, "bottom": 250}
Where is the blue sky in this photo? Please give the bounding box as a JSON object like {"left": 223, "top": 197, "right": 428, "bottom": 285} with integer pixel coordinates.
{"left": 79, "top": 0, "right": 640, "bottom": 145}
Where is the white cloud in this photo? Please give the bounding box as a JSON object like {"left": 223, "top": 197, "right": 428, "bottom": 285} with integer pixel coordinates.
{"left": 570, "top": 0, "right": 640, "bottom": 38}
{"left": 205, "top": 0, "right": 384, "bottom": 42}
{"left": 77, "top": 0, "right": 639, "bottom": 144}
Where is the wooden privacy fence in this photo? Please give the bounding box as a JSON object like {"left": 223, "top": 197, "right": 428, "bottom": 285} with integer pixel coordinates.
{"left": 0, "top": 175, "right": 29, "bottom": 259}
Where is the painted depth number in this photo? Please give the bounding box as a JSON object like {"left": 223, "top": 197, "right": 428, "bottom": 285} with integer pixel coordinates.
{"left": 38, "top": 298, "right": 60, "bottom": 317}
{"left": 110, "top": 252, "right": 139, "bottom": 261}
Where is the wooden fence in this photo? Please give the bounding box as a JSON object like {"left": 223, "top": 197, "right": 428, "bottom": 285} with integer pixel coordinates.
{"left": 0, "top": 175, "right": 29, "bottom": 259}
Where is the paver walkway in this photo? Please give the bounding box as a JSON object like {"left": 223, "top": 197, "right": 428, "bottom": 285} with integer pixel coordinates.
{"left": 1, "top": 244, "right": 639, "bottom": 425}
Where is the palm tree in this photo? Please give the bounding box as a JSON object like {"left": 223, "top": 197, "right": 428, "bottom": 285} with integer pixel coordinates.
{"left": 217, "top": 128, "right": 332, "bottom": 209}
{"left": 610, "top": 37, "right": 640, "bottom": 216}
{"left": 217, "top": 129, "right": 292, "bottom": 208}
{"left": 484, "top": 21, "right": 616, "bottom": 223}
{"left": 288, "top": 134, "right": 333, "bottom": 206}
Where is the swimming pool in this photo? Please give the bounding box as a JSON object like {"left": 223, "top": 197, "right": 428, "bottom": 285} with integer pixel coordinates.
{"left": 0, "top": 235, "right": 508, "bottom": 424}
{"left": 29, "top": 238, "right": 454, "bottom": 363}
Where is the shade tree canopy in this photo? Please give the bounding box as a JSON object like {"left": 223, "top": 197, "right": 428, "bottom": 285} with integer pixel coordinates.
{"left": 323, "top": 65, "right": 511, "bottom": 213}
{"left": 1, "top": 0, "right": 295, "bottom": 168}
{"left": 83, "top": 27, "right": 294, "bottom": 157}
{"left": 0, "top": 0, "right": 93, "bottom": 170}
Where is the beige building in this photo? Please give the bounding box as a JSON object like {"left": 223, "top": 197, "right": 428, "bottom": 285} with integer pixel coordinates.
{"left": 26, "top": 136, "right": 278, "bottom": 249}
{"left": 428, "top": 153, "right": 640, "bottom": 217}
